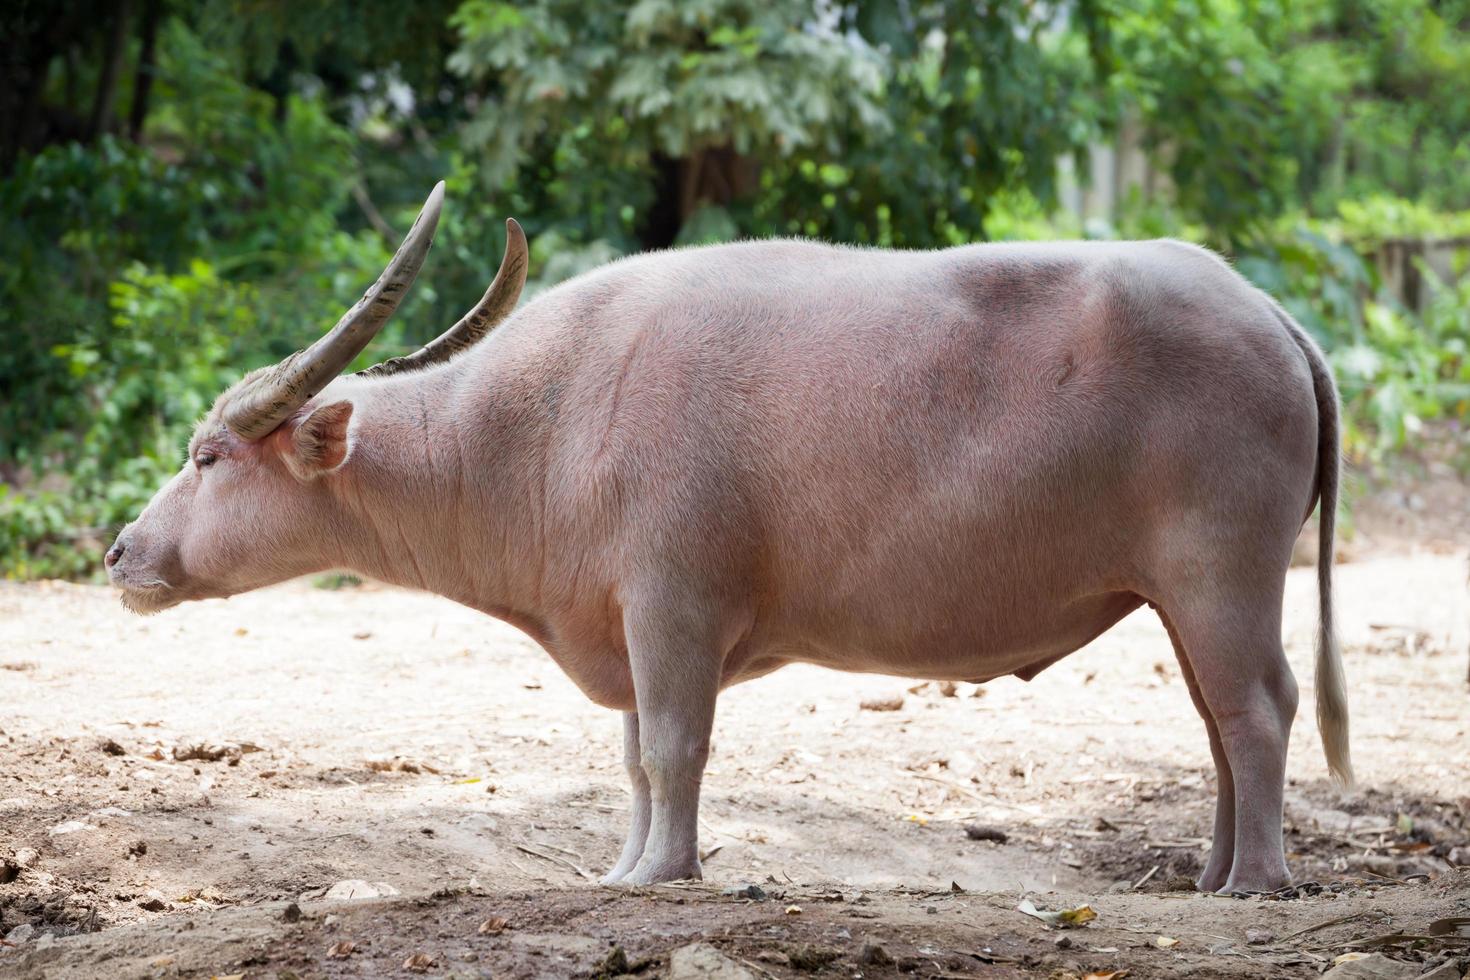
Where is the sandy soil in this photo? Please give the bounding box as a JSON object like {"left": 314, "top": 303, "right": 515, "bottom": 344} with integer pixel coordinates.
{"left": 1, "top": 510, "right": 1468, "bottom": 978}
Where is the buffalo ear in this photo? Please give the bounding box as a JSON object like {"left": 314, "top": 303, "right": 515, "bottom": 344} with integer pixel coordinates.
{"left": 286, "top": 400, "right": 354, "bottom": 480}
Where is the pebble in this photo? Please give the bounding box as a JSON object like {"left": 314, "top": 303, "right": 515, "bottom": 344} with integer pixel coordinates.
{"left": 1417, "top": 963, "right": 1461, "bottom": 980}
{"left": 1320, "top": 952, "right": 1420, "bottom": 980}
{"left": 669, "top": 942, "right": 756, "bottom": 979}
{"left": 964, "top": 824, "right": 1009, "bottom": 844}
{"left": 323, "top": 879, "right": 398, "bottom": 900}
{"left": 5, "top": 923, "right": 35, "bottom": 944}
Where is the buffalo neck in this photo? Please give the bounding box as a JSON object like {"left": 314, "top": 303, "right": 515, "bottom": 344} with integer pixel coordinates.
{"left": 328, "top": 356, "right": 551, "bottom": 633}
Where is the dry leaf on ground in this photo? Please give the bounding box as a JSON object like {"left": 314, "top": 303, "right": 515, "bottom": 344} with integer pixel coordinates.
{"left": 1017, "top": 898, "right": 1097, "bottom": 928}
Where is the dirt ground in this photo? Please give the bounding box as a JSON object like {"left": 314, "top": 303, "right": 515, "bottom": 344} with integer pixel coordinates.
{"left": 2, "top": 476, "right": 1468, "bottom": 979}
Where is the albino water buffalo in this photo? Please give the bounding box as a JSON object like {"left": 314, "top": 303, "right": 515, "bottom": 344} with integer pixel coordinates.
{"left": 108, "top": 183, "right": 1351, "bottom": 893}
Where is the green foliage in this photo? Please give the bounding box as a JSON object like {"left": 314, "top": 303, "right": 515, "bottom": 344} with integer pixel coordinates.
{"left": 1236, "top": 227, "right": 1470, "bottom": 460}
{"left": 449, "top": 0, "right": 885, "bottom": 180}
{"left": 1104, "top": 0, "right": 1298, "bottom": 241}
{"left": 2, "top": 259, "right": 255, "bottom": 578}
{"left": 757, "top": 0, "right": 1108, "bottom": 245}
{"left": 3, "top": 0, "right": 1470, "bottom": 580}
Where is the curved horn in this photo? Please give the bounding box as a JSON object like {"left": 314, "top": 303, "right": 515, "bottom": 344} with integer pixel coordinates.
{"left": 357, "top": 218, "right": 528, "bottom": 380}
{"left": 222, "top": 182, "right": 446, "bottom": 440}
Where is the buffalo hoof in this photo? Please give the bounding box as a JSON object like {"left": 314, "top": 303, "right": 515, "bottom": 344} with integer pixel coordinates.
{"left": 619, "top": 858, "right": 702, "bottom": 886}
{"left": 1218, "top": 871, "right": 1292, "bottom": 897}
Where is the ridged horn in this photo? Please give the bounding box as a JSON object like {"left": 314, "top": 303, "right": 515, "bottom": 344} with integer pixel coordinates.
{"left": 221, "top": 182, "right": 446, "bottom": 440}
{"left": 356, "top": 218, "right": 528, "bottom": 379}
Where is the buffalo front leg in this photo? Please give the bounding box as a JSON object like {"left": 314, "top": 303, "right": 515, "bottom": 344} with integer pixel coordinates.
{"left": 619, "top": 603, "right": 722, "bottom": 886}
{"left": 601, "top": 712, "right": 652, "bottom": 884}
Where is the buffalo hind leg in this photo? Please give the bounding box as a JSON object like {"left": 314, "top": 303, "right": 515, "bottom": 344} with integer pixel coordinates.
{"left": 1161, "top": 584, "right": 1298, "bottom": 894}
{"left": 601, "top": 712, "right": 652, "bottom": 884}
{"left": 1159, "top": 610, "right": 1236, "bottom": 892}
{"left": 619, "top": 602, "right": 722, "bottom": 886}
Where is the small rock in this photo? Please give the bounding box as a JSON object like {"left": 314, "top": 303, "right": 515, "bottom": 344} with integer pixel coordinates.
{"left": 721, "top": 883, "right": 767, "bottom": 901}
{"left": 669, "top": 942, "right": 757, "bottom": 979}
{"left": 33, "top": 932, "right": 55, "bottom": 950}
{"left": 1416, "top": 963, "right": 1461, "bottom": 980}
{"left": 137, "top": 890, "right": 169, "bottom": 912}
{"left": 323, "top": 879, "right": 398, "bottom": 900}
{"left": 5, "top": 923, "right": 35, "bottom": 944}
{"left": 127, "top": 840, "right": 147, "bottom": 858}
{"left": 858, "top": 942, "right": 894, "bottom": 965}
{"left": 859, "top": 696, "right": 904, "bottom": 712}
{"left": 402, "top": 953, "right": 437, "bottom": 973}
{"left": 281, "top": 902, "right": 302, "bottom": 923}
{"left": 964, "top": 824, "right": 1008, "bottom": 844}
{"left": 477, "top": 916, "right": 508, "bottom": 935}
{"left": 756, "top": 950, "right": 791, "bottom": 966}
{"left": 0, "top": 860, "right": 18, "bottom": 884}
{"left": 593, "top": 945, "right": 630, "bottom": 977}
{"left": 322, "top": 914, "right": 340, "bottom": 931}
{"left": 99, "top": 738, "right": 126, "bottom": 756}
{"left": 1165, "top": 874, "right": 1197, "bottom": 892}
{"left": 13, "top": 848, "right": 39, "bottom": 868}
{"left": 1053, "top": 935, "right": 1074, "bottom": 949}
{"left": 1107, "top": 879, "right": 1134, "bottom": 893}
{"left": 460, "top": 951, "right": 479, "bottom": 962}
{"left": 1246, "top": 928, "right": 1274, "bottom": 945}
{"left": 326, "top": 940, "right": 355, "bottom": 958}
{"left": 1322, "top": 952, "right": 1421, "bottom": 980}
{"left": 785, "top": 944, "right": 841, "bottom": 970}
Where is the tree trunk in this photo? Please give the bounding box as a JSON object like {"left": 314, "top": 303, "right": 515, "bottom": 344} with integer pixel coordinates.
{"left": 639, "top": 146, "right": 760, "bottom": 251}
{"left": 1, "top": 2, "right": 55, "bottom": 173}
{"left": 128, "top": 0, "right": 161, "bottom": 141}
{"left": 86, "top": 0, "right": 132, "bottom": 142}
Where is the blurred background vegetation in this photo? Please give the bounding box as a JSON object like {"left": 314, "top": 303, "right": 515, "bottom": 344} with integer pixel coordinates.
{"left": 2, "top": 0, "right": 1468, "bottom": 579}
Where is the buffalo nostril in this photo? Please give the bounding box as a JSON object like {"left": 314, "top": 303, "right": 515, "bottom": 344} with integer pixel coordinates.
{"left": 105, "top": 542, "right": 125, "bottom": 569}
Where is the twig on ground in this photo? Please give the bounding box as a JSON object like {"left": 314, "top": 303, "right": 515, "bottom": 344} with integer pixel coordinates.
{"left": 905, "top": 771, "right": 1044, "bottom": 817}
{"left": 735, "top": 957, "right": 783, "bottom": 979}
{"left": 1279, "top": 910, "right": 1386, "bottom": 943}
{"left": 513, "top": 843, "right": 595, "bottom": 881}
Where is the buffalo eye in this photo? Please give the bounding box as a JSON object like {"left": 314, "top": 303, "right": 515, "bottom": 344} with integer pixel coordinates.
{"left": 196, "top": 452, "right": 218, "bottom": 469}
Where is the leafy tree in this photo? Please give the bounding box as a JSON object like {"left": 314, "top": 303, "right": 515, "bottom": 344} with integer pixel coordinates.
{"left": 449, "top": 0, "right": 889, "bottom": 248}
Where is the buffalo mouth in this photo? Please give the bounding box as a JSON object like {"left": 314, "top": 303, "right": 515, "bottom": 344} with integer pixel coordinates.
{"left": 115, "top": 581, "right": 185, "bottom": 616}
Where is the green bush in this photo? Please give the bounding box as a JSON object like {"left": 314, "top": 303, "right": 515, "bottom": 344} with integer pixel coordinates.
{"left": 1237, "top": 225, "right": 1470, "bottom": 460}
{"left": 1, "top": 259, "right": 255, "bottom": 579}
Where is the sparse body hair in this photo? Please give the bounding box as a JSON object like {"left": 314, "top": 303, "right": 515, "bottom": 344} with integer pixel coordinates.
{"left": 109, "top": 189, "right": 1350, "bottom": 893}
